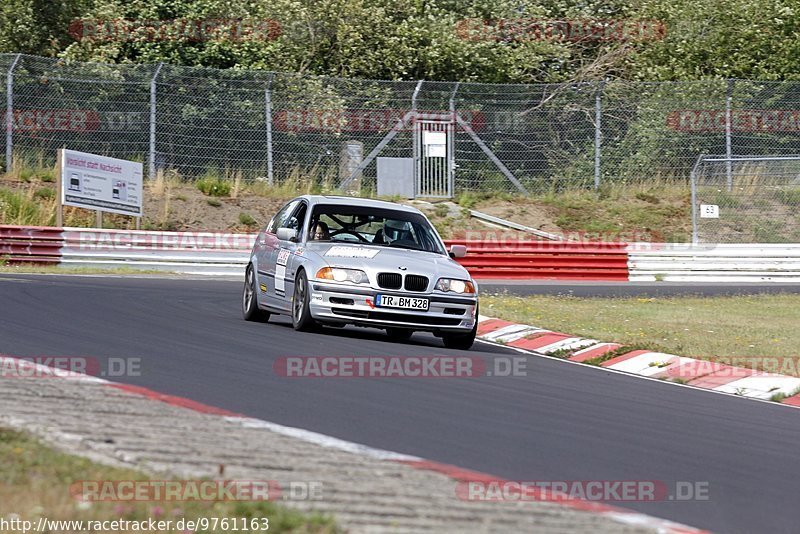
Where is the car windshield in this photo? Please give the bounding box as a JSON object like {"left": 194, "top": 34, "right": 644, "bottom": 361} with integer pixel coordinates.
{"left": 308, "top": 204, "right": 446, "bottom": 254}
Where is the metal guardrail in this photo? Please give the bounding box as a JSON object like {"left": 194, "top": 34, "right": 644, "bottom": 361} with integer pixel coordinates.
{"left": 6, "top": 226, "right": 800, "bottom": 282}
{"left": 448, "top": 240, "right": 629, "bottom": 280}
{"left": 628, "top": 244, "right": 800, "bottom": 282}
{"left": 2, "top": 226, "right": 631, "bottom": 280}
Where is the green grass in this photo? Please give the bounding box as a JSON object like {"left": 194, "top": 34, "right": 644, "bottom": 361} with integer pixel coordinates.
{"left": 0, "top": 265, "right": 174, "bottom": 275}
{"left": 482, "top": 293, "right": 800, "bottom": 374}
{"left": 774, "top": 188, "right": 800, "bottom": 206}
{"left": 537, "top": 184, "right": 691, "bottom": 241}
{"left": 196, "top": 173, "right": 232, "bottom": 197}
{"left": 0, "top": 428, "right": 336, "bottom": 533}
{"left": 0, "top": 187, "right": 56, "bottom": 226}
{"left": 238, "top": 212, "right": 258, "bottom": 227}
{"left": 455, "top": 191, "right": 514, "bottom": 210}
{"left": 34, "top": 187, "right": 56, "bottom": 200}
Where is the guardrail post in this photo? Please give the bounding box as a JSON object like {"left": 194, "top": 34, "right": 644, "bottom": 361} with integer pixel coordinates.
{"left": 5, "top": 54, "right": 21, "bottom": 173}
{"left": 265, "top": 73, "right": 274, "bottom": 186}
{"left": 148, "top": 62, "right": 164, "bottom": 180}
{"left": 725, "top": 79, "right": 733, "bottom": 192}
{"left": 594, "top": 80, "right": 605, "bottom": 191}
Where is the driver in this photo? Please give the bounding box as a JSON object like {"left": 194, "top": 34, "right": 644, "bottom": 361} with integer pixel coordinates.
{"left": 382, "top": 219, "right": 412, "bottom": 243}
{"left": 312, "top": 221, "right": 330, "bottom": 241}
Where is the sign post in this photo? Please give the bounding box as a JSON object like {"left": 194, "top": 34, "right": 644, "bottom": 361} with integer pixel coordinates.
{"left": 58, "top": 149, "right": 143, "bottom": 227}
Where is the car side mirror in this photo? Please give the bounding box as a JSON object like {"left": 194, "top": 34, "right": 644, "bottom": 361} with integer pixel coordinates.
{"left": 449, "top": 244, "right": 467, "bottom": 258}
{"left": 276, "top": 227, "right": 298, "bottom": 242}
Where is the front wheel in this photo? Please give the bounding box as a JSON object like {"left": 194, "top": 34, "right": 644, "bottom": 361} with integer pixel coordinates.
{"left": 442, "top": 304, "right": 478, "bottom": 350}
{"left": 292, "top": 270, "right": 316, "bottom": 331}
{"left": 242, "top": 266, "right": 270, "bottom": 322}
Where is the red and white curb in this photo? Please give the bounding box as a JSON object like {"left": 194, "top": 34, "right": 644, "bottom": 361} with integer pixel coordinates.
{"left": 476, "top": 316, "right": 800, "bottom": 406}
{"left": 0, "top": 355, "right": 706, "bottom": 534}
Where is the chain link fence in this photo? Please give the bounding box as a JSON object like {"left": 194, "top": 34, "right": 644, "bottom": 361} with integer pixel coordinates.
{"left": 692, "top": 155, "right": 800, "bottom": 244}
{"left": 3, "top": 54, "right": 800, "bottom": 231}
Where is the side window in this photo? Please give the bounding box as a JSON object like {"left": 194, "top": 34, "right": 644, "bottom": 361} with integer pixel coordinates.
{"left": 288, "top": 202, "right": 308, "bottom": 236}
{"left": 267, "top": 200, "right": 299, "bottom": 234}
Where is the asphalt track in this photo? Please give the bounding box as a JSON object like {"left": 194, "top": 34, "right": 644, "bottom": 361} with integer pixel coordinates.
{"left": 1, "top": 274, "right": 799, "bottom": 534}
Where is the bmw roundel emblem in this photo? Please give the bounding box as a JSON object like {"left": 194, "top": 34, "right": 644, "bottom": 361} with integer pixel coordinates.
{"left": 399, "top": 266, "right": 408, "bottom": 270}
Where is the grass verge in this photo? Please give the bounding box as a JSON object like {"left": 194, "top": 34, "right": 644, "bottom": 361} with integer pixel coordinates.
{"left": 481, "top": 293, "right": 800, "bottom": 375}
{"left": 0, "top": 265, "right": 176, "bottom": 275}
{"left": 0, "top": 427, "right": 336, "bottom": 533}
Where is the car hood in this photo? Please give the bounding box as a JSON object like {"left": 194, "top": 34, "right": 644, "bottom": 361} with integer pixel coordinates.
{"left": 303, "top": 242, "right": 471, "bottom": 280}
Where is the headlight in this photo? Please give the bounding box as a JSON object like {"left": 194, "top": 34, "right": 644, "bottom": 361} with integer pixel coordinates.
{"left": 316, "top": 267, "right": 369, "bottom": 284}
{"left": 436, "top": 278, "right": 476, "bottom": 294}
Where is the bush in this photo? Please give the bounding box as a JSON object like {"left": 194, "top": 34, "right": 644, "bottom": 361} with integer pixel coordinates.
{"left": 196, "top": 174, "right": 231, "bottom": 197}
{"left": 238, "top": 212, "right": 257, "bottom": 226}
{"left": 34, "top": 187, "right": 55, "bottom": 200}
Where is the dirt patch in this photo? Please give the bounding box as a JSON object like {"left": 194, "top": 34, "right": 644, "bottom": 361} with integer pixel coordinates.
{"left": 144, "top": 182, "right": 289, "bottom": 232}
{"left": 473, "top": 198, "right": 563, "bottom": 235}
{"left": 1, "top": 173, "right": 694, "bottom": 242}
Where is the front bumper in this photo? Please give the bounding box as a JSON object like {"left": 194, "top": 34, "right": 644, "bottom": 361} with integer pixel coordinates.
{"left": 308, "top": 281, "right": 477, "bottom": 333}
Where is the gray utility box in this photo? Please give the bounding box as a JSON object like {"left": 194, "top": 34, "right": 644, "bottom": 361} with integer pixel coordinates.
{"left": 377, "top": 157, "right": 414, "bottom": 198}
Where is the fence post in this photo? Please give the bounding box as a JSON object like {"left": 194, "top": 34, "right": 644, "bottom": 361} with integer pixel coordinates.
{"left": 725, "top": 79, "right": 733, "bottom": 191}
{"left": 411, "top": 80, "right": 423, "bottom": 198}
{"left": 5, "top": 53, "right": 21, "bottom": 173}
{"left": 691, "top": 168, "right": 698, "bottom": 244}
{"left": 448, "top": 82, "right": 460, "bottom": 198}
{"left": 689, "top": 155, "right": 705, "bottom": 245}
{"left": 148, "top": 62, "right": 164, "bottom": 180}
{"left": 265, "top": 73, "right": 274, "bottom": 186}
{"left": 594, "top": 80, "right": 605, "bottom": 191}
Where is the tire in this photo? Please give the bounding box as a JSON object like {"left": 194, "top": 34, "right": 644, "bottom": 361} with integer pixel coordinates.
{"left": 242, "top": 265, "right": 270, "bottom": 322}
{"left": 442, "top": 303, "right": 478, "bottom": 350}
{"left": 386, "top": 327, "right": 413, "bottom": 341}
{"left": 292, "top": 270, "right": 316, "bottom": 331}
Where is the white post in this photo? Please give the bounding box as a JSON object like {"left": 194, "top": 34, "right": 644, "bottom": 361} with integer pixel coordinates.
{"left": 725, "top": 79, "right": 733, "bottom": 192}
{"left": 411, "top": 80, "right": 423, "bottom": 198}
{"left": 265, "top": 74, "right": 274, "bottom": 186}
{"left": 5, "top": 54, "right": 21, "bottom": 172}
{"left": 148, "top": 62, "right": 164, "bottom": 180}
{"left": 56, "top": 148, "right": 64, "bottom": 227}
{"left": 594, "top": 80, "right": 604, "bottom": 191}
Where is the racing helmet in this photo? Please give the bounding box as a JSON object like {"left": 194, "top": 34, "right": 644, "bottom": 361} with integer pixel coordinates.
{"left": 383, "top": 219, "right": 412, "bottom": 242}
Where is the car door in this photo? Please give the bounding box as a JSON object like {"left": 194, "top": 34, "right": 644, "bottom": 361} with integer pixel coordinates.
{"left": 273, "top": 201, "right": 309, "bottom": 309}
{"left": 258, "top": 199, "right": 299, "bottom": 311}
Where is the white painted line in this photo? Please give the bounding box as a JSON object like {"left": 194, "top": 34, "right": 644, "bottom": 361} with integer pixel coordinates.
{"left": 534, "top": 337, "right": 591, "bottom": 353}
{"left": 606, "top": 352, "right": 692, "bottom": 377}
{"left": 0, "top": 356, "right": 109, "bottom": 384}
{"left": 481, "top": 323, "right": 539, "bottom": 342}
{"left": 572, "top": 342, "right": 617, "bottom": 357}
{"left": 713, "top": 375, "right": 800, "bottom": 400}
{"left": 227, "top": 416, "right": 421, "bottom": 461}
{"left": 490, "top": 326, "right": 548, "bottom": 344}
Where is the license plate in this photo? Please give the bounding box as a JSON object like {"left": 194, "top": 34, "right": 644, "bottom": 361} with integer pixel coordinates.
{"left": 376, "top": 294, "right": 429, "bottom": 310}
